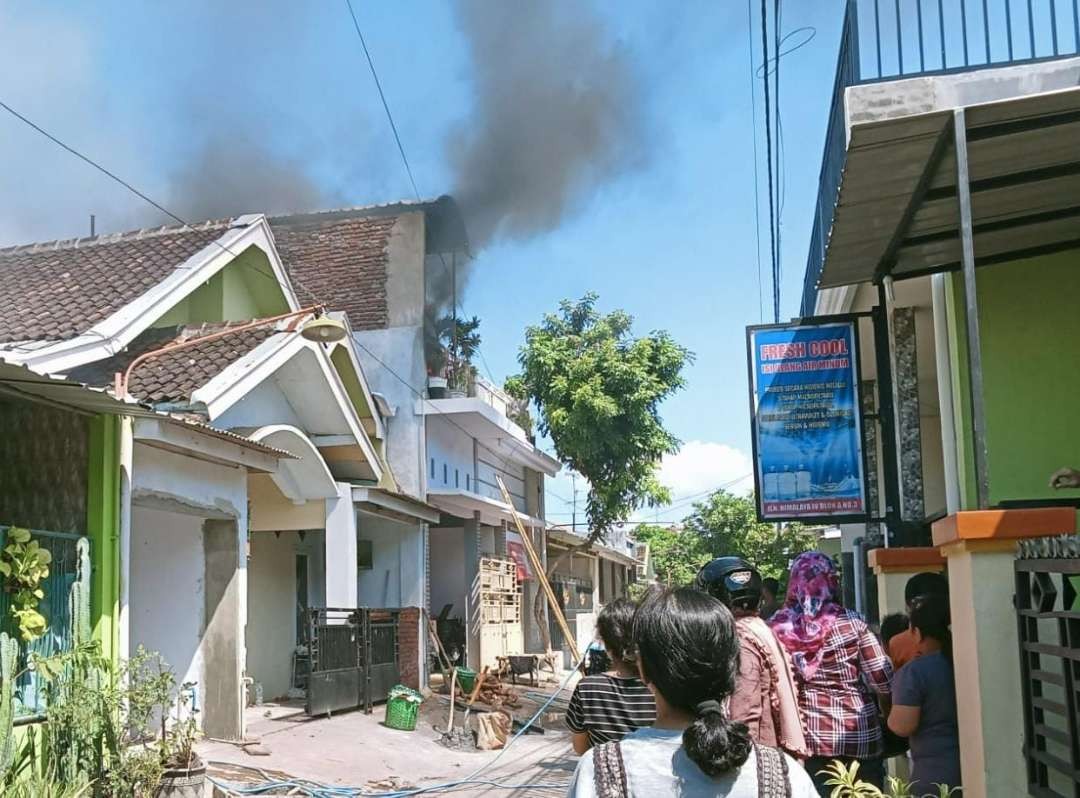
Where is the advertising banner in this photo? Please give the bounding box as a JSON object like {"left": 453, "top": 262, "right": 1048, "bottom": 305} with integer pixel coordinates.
{"left": 505, "top": 531, "right": 533, "bottom": 581}
{"left": 747, "top": 320, "right": 867, "bottom": 522}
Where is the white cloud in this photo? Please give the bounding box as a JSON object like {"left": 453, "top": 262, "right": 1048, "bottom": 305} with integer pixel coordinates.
{"left": 656, "top": 440, "right": 753, "bottom": 504}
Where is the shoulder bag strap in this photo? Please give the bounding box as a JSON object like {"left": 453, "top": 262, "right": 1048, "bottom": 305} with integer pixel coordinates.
{"left": 754, "top": 744, "right": 791, "bottom": 798}
{"left": 592, "top": 740, "right": 629, "bottom": 798}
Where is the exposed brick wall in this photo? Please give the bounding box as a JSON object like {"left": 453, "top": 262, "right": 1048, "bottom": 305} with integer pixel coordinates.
{"left": 398, "top": 607, "right": 422, "bottom": 690}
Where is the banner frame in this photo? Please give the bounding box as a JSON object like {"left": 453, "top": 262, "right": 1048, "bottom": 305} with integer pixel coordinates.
{"left": 745, "top": 313, "right": 873, "bottom": 525}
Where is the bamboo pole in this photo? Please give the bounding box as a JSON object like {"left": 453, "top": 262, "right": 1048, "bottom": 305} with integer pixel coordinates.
{"left": 495, "top": 476, "right": 581, "bottom": 666}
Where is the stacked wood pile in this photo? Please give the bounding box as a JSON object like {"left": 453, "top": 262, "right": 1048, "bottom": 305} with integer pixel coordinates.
{"left": 477, "top": 674, "right": 521, "bottom": 710}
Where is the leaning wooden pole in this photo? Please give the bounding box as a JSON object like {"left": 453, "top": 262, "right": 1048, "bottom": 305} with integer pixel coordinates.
{"left": 495, "top": 475, "right": 581, "bottom": 666}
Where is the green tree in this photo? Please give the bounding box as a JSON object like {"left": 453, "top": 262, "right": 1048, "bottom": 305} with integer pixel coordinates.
{"left": 515, "top": 293, "right": 692, "bottom": 538}
{"left": 631, "top": 524, "right": 708, "bottom": 587}
{"left": 682, "top": 490, "right": 816, "bottom": 582}
{"left": 514, "top": 294, "right": 691, "bottom": 650}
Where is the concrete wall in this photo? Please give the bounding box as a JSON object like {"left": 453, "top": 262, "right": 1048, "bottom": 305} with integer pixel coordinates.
{"left": 248, "top": 473, "right": 324, "bottom": 532}
{"left": 130, "top": 506, "right": 204, "bottom": 693}
{"left": 214, "top": 379, "right": 305, "bottom": 432}
{"left": 476, "top": 444, "right": 526, "bottom": 510}
{"left": 203, "top": 519, "right": 243, "bottom": 739}
{"left": 357, "top": 513, "right": 403, "bottom": 607}
{"left": 427, "top": 416, "right": 475, "bottom": 492}
{"left": 846, "top": 56, "right": 1080, "bottom": 127}
{"left": 246, "top": 531, "right": 298, "bottom": 702}
{"left": 429, "top": 526, "right": 467, "bottom": 618}
{"left": 354, "top": 327, "right": 427, "bottom": 499}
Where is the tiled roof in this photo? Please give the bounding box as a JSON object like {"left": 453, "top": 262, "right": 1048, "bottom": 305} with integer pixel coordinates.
{"left": 270, "top": 212, "right": 398, "bottom": 331}
{"left": 67, "top": 322, "right": 277, "bottom": 405}
{"left": 0, "top": 221, "right": 232, "bottom": 345}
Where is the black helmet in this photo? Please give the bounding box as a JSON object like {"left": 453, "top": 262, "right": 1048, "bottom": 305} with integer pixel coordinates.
{"left": 693, "top": 556, "right": 762, "bottom": 611}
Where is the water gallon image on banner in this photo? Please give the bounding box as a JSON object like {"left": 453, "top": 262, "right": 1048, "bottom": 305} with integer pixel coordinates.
{"left": 747, "top": 320, "right": 867, "bottom": 522}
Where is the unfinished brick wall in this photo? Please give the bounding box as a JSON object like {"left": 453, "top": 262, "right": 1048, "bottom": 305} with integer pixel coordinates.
{"left": 398, "top": 607, "right": 422, "bottom": 690}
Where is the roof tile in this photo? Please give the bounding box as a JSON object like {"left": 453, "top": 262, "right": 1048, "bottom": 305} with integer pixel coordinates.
{"left": 0, "top": 221, "right": 232, "bottom": 344}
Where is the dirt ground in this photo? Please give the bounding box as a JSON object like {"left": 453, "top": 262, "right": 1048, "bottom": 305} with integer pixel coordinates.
{"left": 200, "top": 675, "right": 579, "bottom": 797}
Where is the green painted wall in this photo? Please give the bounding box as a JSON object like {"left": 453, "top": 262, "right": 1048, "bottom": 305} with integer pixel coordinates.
{"left": 86, "top": 415, "right": 120, "bottom": 662}
{"left": 155, "top": 246, "right": 289, "bottom": 327}
{"left": 330, "top": 347, "right": 375, "bottom": 423}
{"left": 978, "top": 251, "right": 1080, "bottom": 506}
{"left": 945, "top": 273, "right": 978, "bottom": 510}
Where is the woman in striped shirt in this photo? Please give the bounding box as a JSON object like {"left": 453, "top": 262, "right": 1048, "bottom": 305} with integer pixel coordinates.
{"left": 566, "top": 598, "right": 657, "bottom": 754}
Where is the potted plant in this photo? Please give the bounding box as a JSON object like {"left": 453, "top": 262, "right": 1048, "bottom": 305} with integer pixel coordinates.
{"left": 156, "top": 682, "right": 204, "bottom": 797}
{"left": 0, "top": 527, "right": 52, "bottom": 641}
{"left": 437, "top": 315, "right": 481, "bottom": 399}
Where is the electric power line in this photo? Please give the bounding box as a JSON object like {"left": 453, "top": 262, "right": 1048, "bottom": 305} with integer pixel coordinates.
{"left": 344, "top": 0, "right": 421, "bottom": 202}
{"left": 746, "top": 0, "right": 765, "bottom": 323}
{"left": 759, "top": 0, "right": 779, "bottom": 323}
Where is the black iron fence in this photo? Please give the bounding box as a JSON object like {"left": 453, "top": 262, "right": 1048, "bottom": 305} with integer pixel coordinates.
{"left": 1015, "top": 535, "right": 1080, "bottom": 795}
{"left": 802, "top": 0, "right": 1080, "bottom": 315}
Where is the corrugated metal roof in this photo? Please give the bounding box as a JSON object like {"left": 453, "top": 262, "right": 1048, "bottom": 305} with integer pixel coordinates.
{"left": 818, "top": 86, "right": 1080, "bottom": 290}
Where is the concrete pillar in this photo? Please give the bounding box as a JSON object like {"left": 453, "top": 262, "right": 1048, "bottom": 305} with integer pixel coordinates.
{"left": 324, "top": 482, "right": 357, "bottom": 608}
{"left": 867, "top": 547, "right": 946, "bottom": 619}
{"left": 868, "top": 546, "right": 946, "bottom": 785}
{"left": 464, "top": 512, "right": 481, "bottom": 670}
{"left": 591, "top": 555, "right": 601, "bottom": 611}
{"left": 933, "top": 507, "right": 1076, "bottom": 798}
{"left": 203, "top": 519, "right": 243, "bottom": 741}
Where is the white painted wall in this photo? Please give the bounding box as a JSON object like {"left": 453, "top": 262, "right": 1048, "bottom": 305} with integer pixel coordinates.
{"left": 477, "top": 444, "right": 526, "bottom": 510}
{"left": 354, "top": 327, "right": 427, "bottom": 500}
{"left": 246, "top": 531, "right": 298, "bottom": 702}
{"left": 427, "top": 416, "right": 475, "bottom": 492}
{"left": 429, "top": 526, "right": 467, "bottom": 618}
{"left": 215, "top": 379, "right": 304, "bottom": 432}
{"left": 130, "top": 506, "right": 205, "bottom": 698}
{"left": 357, "top": 514, "right": 404, "bottom": 607}
{"left": 130, "top": 444, "right": 248, "bottom": 728}
{"left": 325, "top": 483, "right": 357, "bottom": 608}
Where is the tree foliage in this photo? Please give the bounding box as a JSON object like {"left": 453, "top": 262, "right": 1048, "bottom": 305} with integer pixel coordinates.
{"left": 682, "top": 490, "right": 817, "bottom": 582}
{"left": 515, "top": 294, "right": 692, "bottom": 540}
{"left": 630, "top": 523, "right": 708, "bottom": 587}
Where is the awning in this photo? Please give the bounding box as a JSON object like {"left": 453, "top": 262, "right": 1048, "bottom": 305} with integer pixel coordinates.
{"left": 427, "top": 488, "right": 546, "bottom": 529}
{"left": 817, "top": 86, "right": 1080, "bottom": 291}
{"left": 352, "top": 486, "right": 441, "bottom": 524}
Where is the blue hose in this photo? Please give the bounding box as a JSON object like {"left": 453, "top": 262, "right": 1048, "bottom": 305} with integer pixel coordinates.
{"left": 208, "top": 666, "right": 579, "bottom": 797}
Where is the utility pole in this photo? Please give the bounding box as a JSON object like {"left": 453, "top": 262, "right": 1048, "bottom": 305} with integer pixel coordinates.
{"left": 570, "top": 472, "right": 579, "bottom": 535}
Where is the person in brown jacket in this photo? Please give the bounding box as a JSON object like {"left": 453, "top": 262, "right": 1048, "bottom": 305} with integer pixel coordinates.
{"left": 693, "top": 557, "right": 809, "bottom": 761}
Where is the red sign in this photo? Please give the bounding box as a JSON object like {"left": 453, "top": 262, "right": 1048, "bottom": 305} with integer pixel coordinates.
{"left": 505, "top": 540, "right": 532, "bottom": 582}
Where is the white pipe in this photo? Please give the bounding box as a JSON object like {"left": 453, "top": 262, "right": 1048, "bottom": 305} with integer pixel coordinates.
{"left": 932, "top": 274, "right": 961, "bottom": 515}
{"left": 118, "top": 416, "right": 134, "bottom": 663}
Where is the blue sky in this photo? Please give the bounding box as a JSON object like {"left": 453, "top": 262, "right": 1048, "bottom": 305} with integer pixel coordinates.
{"left": 0, "top": 1, "right": 847, "bottom": 525}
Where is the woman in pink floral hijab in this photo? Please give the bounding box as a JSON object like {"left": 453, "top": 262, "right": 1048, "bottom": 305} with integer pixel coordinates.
{"left": 769, "top": 552, "right": 844, "bottom": 679}
{"left": 769, "top": 551, "right": 894, "bottom": 792}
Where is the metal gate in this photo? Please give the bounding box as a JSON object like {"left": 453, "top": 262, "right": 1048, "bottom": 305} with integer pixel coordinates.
{"left": 306, "top": 607, "right": 401, "bottom": 717}
{"left": 1015, "top": 536, "right": 1080, "bottom": 796}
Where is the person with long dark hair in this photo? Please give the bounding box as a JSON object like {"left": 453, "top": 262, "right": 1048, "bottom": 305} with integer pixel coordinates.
{"left": 768, "top": 552, "right": 893, "bottom": 793}
{"left": 887, "top": 593, "right": 961, "bottom": 794}
{"left": 567, "top": 588, "right": 816, "bottom": 797}
{"left": 567, "top": 598, "right": 656, "bottom": 754}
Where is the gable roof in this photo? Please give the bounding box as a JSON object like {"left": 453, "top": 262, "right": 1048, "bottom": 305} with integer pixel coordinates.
{"left": 270, "top": 213, "right": 397, "bottom": 331}
{"left": 0, "top": 221, "right": 231, "bottom": 344}
{"left": 67, "top": 322, "right": 277, "bottom": 405}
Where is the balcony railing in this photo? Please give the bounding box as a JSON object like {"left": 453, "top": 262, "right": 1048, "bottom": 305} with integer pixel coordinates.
{"left": 801, "top": 0, "right": 1080, "bottom": 315}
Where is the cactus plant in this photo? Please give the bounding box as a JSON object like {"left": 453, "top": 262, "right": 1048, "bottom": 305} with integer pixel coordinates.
{"left": 69, "top": 539, "right": 91, "bottom": 647}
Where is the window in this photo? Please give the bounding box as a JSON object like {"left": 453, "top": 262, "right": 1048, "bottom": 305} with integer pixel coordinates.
{"left": 430, "top": 458, "right": 435, "bottom": 479}
{"left": 443, "top": 464, "right": 448, "bottom": 484}
{"left": 455, "top": 469, "right": 460, "bottom": 488}
{"left": 466, "top": 474, "right": 471, "bottom": 490}
{"left": 357, "top": 539, "right": 374, "bottom": 571}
